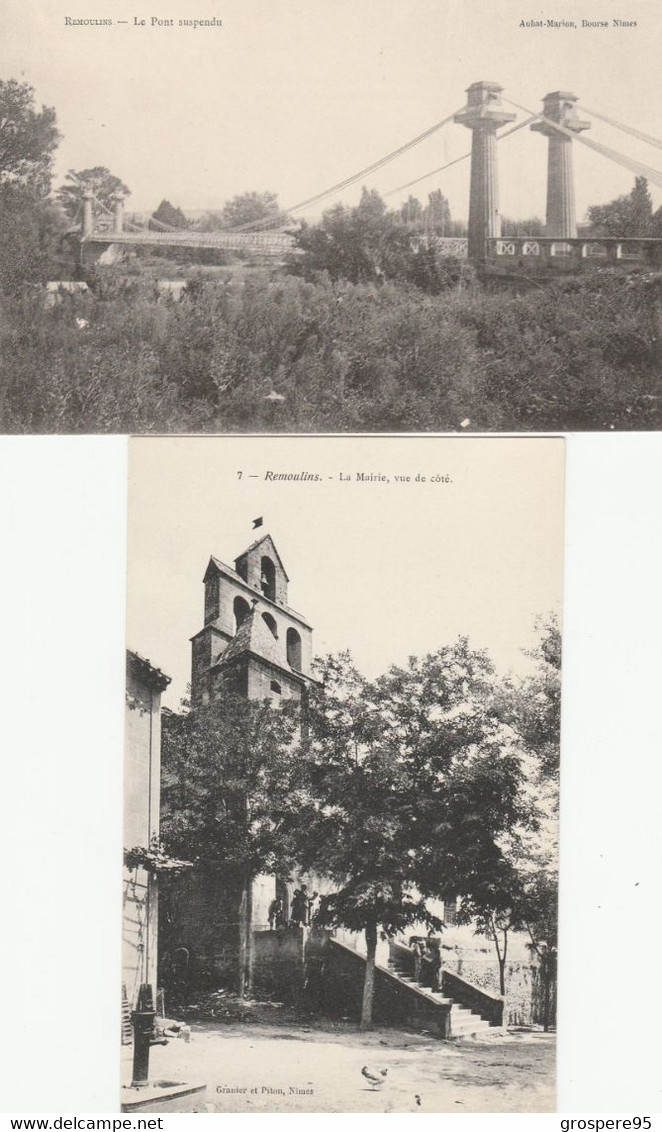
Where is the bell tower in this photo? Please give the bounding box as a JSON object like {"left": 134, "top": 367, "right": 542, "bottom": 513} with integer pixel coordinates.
{"left": 190, "top": 533, "right": 314, "bottom": 706}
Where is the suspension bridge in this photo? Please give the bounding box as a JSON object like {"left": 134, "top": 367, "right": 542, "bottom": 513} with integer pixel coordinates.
{"left": 78, "top": 81, "right": 662, "bottom": 273}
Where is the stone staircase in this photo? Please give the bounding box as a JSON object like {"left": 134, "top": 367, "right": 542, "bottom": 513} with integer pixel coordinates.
{"left": 387, "top": 946, "right": 500, "bottom": 1040}
{"left": 323, "top": 937, "right": 504, "bottom": 1040}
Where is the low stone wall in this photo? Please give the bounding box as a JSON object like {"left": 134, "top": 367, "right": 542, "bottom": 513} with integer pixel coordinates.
{"left": 441, "top": 950, "right": 534, "bottom": 1027}
{"left": 158, "top": 869, "right": 240, "bottom": 990}
{"left": 252, "top": 926, "right": 307, "bottom": 1000}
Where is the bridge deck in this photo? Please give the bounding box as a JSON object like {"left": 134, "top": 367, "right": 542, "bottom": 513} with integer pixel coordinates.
{"left": 82, "top": 228, "right": 296, "bottom": 255}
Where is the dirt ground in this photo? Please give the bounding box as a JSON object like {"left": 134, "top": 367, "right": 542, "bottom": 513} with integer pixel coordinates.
{"left": 121, "top": 1022, "right": 555, "bottom": 1113}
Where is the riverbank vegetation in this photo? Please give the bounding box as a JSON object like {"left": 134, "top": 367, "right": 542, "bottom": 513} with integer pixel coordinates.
{"left": 2, "top": 267, "right": 661, "bottom": 432}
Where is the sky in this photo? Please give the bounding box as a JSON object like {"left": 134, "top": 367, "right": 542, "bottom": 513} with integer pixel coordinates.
{"left": 2, "top": 0, "right": 661, "bottom": 222}
{"left": 126, "top": 435, "right": 564, "bottom": 709}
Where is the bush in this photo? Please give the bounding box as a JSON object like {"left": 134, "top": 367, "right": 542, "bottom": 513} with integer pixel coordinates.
{"left": 1, "top": 266, "right": 661, "bottom": 432}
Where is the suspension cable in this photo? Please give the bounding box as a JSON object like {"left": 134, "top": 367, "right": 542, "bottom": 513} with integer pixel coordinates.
{"left": 579, "top": 105, "right": 662, "bottom": 153}
{"left": 216, "top": 106, "right": 465, "bottom": 232}
{"left": 504, "top": 96, "right": 662, "bottom": 190}
{"left": 114, "top": 105, "right": 463, "bottom": 236}
{"left": 384, "top": 115, "right": 535, "bottom": 198}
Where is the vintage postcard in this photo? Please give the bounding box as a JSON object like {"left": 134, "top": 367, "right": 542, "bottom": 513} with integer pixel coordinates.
{"left": 1, "top": 0, "right": 661, "bottom": 433}
{"left": 122, "top": 434, "right": 564, "bottom": 1113}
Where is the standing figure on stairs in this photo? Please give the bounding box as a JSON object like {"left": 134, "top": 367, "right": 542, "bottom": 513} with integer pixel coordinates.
{"left": 291, "top": 884, "right": 318, "bottom": 926}
{"left": 427, "top": 937, "right": 443, "bottom": 993}
{"left": 412, "top": 938, "right": 425, "bottom": 984}
{"left": 268, "top": 896, "right": 284, "bottom": 930}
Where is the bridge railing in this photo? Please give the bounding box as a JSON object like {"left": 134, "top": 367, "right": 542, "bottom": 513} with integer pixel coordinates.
{"left": 83, "top": 227, "right": 296, "bottom": 253}
{"left": 487, "top": 236, "right": 662, "bottom": 269}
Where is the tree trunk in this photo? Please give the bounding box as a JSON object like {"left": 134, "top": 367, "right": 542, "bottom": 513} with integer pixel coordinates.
{"left": 498, "top": 953, "right": 506, "bottom": 997}
{"left": 246, "top": 878, "right": 255, "bottom": 994}
{"left": 541, "top": 951, "right": 555, "bottom": 1032}
{"left": 499, "top": 928, "right": 508, "bottom": 997}
{"left": 360, "top": 921, "right": 378, "bottom": 1031}
{"left": 542, "top": 969, "right": 550, "bottom": 1032}
{"left": 491, "top": 918, "right": 507, "bottom": 998}
{"left": 237, "top": 872, "right": 252, "bottom": 998}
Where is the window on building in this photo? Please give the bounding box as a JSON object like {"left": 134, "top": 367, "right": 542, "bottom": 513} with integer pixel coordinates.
{"left": 444, "top": 896, "right": 458, "bottom": 926}
{"left": 260, "top": 556, "right": 276, "bottom": 600}
{"left": 233, "top": 595, "right": 251, "bottom": 632}
{"left": 286, "top": 627, "right": 302, "bottom": 670}
{"left": 262, "top": 612, "right": 278, "bottom": 638}
{"left": 270, "top": 680, "right": 281, "bottom": 695}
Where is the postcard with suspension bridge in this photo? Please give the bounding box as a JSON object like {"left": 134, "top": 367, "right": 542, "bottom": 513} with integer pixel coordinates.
{"left": 121, "top": 433, "right": 564, "bottom": 1112}
{"left": 0, "top": 0, "right": 660, "bottom": 432}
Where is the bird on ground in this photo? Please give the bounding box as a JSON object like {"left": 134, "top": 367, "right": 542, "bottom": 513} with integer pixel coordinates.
{"left": 361, "top": 1065, "right": 388, "bottom": 1090}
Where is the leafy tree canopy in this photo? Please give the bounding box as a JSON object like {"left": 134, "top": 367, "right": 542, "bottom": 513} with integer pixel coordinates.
{"left": 587, "top": 176, "right": 661, "bottom": 238}
{"left": 497, "top": 614, "right": 561, "bottom": 784}
{"left": 160, "top": 689, "right": 307, "bottom": 996}
{"left": 427, "top": 188, "right": 454, "bottom": 234}
{"left": 453, "top": 616, "right": 560, "bottom": 1004}
{"left": 221, "top": 189, "right": 280, "bottom": 228}
{"left": 0, "top": 79, "right": 60, "bottom": 195}
{"left": 161, "top": 691, "right": 304, "bottom": 879}
{"left": 57, "top": 166, "right": 130, "bottom": 221}
{"left": 294, "top": 190, "right": 414, "bottom": 285}
{"left": 292, "top": 643, "right": 531, "bottom": 1026}
{"left": 398, "top": 189, "right": 460, "bottom": 237}
{"left": 0, "top": 183, "right": 68, "bottom": 293}
{"left": 150, "top": 198, "right": 188, "bottom": 231}
{"left": 294, "top": 187, "right": 467, "bottom": 292}
{"left": 502, "top": 216, "right": 544, "bottom": 237}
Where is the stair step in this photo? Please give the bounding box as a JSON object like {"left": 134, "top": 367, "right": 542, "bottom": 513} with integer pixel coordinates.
{"left": 451, "top": 1024, "right": 492, "bottom": 1036}
{"left": 384, "top": 958, "right": 495, "bottom": 1040}
{"left": 452, "top": 1024, "right": 486, "bottom": 1033}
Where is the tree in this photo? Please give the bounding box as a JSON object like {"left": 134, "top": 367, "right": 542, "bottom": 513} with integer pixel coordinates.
{"left": 456, "top": 616, "right": 561, "bottom": 1003}
{"left": 292, "top": 654, "right": 441, "bottom": 1028}
{"left": 426, "top": 188, "right": 452, "bottom": 235}
{"left": 400, "top": 194, "right": 424, "bottom": 227}
{"left": 294, "top": 189, "right": 414, "bottom": 285}
{"left": 150, "top": 199, "right": 188, "bottom": 230}
{"left": 501, "top": 216, "right": 544, "bottom": 237}
{"left": 294, "top": 643, "right": 528, "bottom": 1028}
{"left": 500, "top": 614, "right": 561, "bottom": 783}
{"left": 0, "top": 79, "right": 60, "bottom": 194}
{"left": 160, "top": 689, "right": 304, "bottom": 996}
{"left": 56, "top": 166, "right": 130, "bottom": 221}
{"left": 586, "top": 176, "right": 654, "bottom": 237}
{"left": 456, "top": 826, "right": 558, "bottom": 1017}
{"left": 294, "top": 188, "right": 468, "bottom": 292}
{"left": 221, "top": 189, "right": 280, "bottom": 228}
{"left": 455, "top": 807, "right": 557, "bottom": 999}
{"left": 0, "top": 80, "right": 65, "bottom": 290}
{"left": 0, "top": 183, "right": 68, "bottom": 292}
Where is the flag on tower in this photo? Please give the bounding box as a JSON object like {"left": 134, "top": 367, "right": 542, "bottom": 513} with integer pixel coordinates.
{"left": 252, "top": 516, "right": 264, "bottom": 529}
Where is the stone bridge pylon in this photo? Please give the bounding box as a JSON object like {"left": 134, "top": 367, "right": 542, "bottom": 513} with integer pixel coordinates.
{"left": 531, "top": 91, "right": 590, "bottom": 239}
{"left": 454, "top": 82, "right": 515, "bottom": 261}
